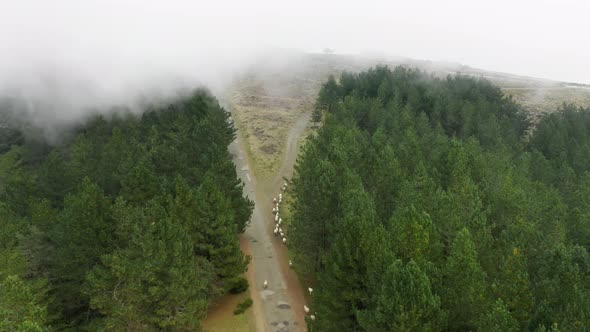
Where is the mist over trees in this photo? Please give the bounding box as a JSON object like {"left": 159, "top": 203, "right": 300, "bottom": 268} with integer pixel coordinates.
{"left": 2, "top": 64, "right": 589, "bottom": 332}
{"left": 291, "top": 66, "right": 590, "bottom": 331}
{"left": 0, "top": 91, "right": 253, "bottom": 330}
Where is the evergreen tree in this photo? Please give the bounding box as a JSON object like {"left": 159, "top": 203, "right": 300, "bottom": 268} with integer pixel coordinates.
{"left": 493, "top": 248, "right": 534, "bottom": 327}
{"left": 312, "top": 104, "right": 323, "bottom": 126}
{"left": 169, "top": 175, "right": 248, "bottom": 293}
{"left": 119, "top": 159, "right": 160, "bottom": 205}
{"left": 311, "top": 180, "right": 385, "bottom": 332}
{"left": 442, "top": 228, "right": 489, "bottom": 330}
{"left": 85, "top": 216, "right": 213, "bottom": 330}
{"left": 567, "top": 172, "right": 590, "bottom": 249}
{"left": 390, "top": 205, "right": 436, "bottom": 264}
{"left": 530, "top": 244, "right": 590, "bottom": 330}
{"left": 364, "top": 130, "right": 402, "bottom": 221}
{"left": 315, "top": 75, "right": 340, "bottom": 113}
{"left": 477, "top": 299, "right": 519, "bottom": 332}
{"left": 46, "top": 178, "right": 115, "bottom": 324}
{"left": 291, "top": 155, "right": 340, "bottom": 275}
{"left": 358, "top": 260, "right": 445, "bottom": 332}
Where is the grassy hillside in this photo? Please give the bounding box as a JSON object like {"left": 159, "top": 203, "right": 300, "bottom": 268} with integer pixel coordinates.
{"left": 227, "top": 52, "right": 590, "bottom": 177}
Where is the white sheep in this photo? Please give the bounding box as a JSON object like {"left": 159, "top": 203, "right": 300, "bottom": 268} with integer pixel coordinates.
{"left": 289, "top": 260, "right": 293, "bottom": 267}
{"left": 282, "top": 237, "right": 287, "bottom": 244}
{"left": 264, "top": 280, "right": 268, "bottom": 289}
{"left": 275, "top": 215, "right": 278, "bottom": 222}
{"left": 274, "top": 228, "right": 278, "bottom": 235}
{"left": 308, "top": 287, "right": 313, "bottom": 295}
{"left": 284, "top": 182, "right": 288, "bottom": 187}
{"left": 304, "top": 305, "right": 310, "bottom": 314}
{"left": 310, "top": 314, "right": 315, "bottom": 320}
{"left": 279, "top": 227, "right": 283, "bottom": 233}
{"left": 279, "top": 218, "right": 282, "bottom": 223}
{"left": 272, "top": 207, "right": 276, "bottom": 214}
{"left": 273, "top": 197, "right": 277, "bottom": 203}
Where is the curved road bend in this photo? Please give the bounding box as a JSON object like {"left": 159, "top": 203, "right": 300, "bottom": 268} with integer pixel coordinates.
{"left": 229, "top": 112, "right": 311, "bottom": 332}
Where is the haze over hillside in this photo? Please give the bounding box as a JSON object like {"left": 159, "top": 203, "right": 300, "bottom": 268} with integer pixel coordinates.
{"left": 1, "top": 0, "right": 590, "bottom": 136}
{"left": 3, "top": 50, "right": 590, "bottom": 141}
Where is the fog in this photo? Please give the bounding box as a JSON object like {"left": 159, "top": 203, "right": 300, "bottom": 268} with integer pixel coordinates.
{"left": 1, "top": 0, "right": 589, "bottom": 134}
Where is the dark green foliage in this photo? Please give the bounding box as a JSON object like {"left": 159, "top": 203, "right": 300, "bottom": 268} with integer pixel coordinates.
{"left": 311, "top": 104, "right": 323, "bottom": 126}
{"left": 290, "top": 156, "right": 341, "bottom": 275}
{"left": 85, "top": 214, "right": 213, "bottom": 330}
{"left": 312, "top": 74, "right": 341, "bottom": 125}
{"left": 358, "top": 260, "right": 445, "bottom": 332}
{"left": 291, "top": 66, "right": 590, "bottom": 331}
{"left": 0, "top": 90, "right": 253, "bottom": 329}
{"left": 169, "top": 175, "right": 249, "bottom": 294}
{"left": 529, "top": 244, "right": 590, "bottom": 330}
{"left": 567, "top": 172, "right": 590, "bottom": 249}
{"left": 229, "top": 277, "right": 250, "bottom": 294}
{"left": 529, "top": 105, "right": 590, "bottom": 176}
{"left": 315, "top": 74, "right": 341, "bottom": 114}
{"left": 233, "top": 298, "right": 253, "bottom": 315}
{"left": 46, "top": 179, "right": 116, "bottom": 323}
{"left": 310, "top": 179, "right": 385, "bottom": 332}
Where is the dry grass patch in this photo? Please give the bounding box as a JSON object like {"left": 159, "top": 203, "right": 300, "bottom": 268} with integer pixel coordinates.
{"left": 231, "top": 103, "right": 304, "bottom": 179}
{"left": 503, "top": 86, "right": 590, "bottom": 124}
{"left": 228, "top": 77, "right": 316, "bottom": 180}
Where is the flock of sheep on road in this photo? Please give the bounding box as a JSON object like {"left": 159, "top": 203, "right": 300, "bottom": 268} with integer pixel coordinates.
{"left": 263, "top": 182, "right": 316, "bottom": 321}
{"left": 272, "top": 184, "right": 287, "bottom": 244}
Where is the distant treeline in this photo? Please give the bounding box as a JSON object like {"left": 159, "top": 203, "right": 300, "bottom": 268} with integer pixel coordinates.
{"left": 0, "top": 91, "right": 253, "bottom": 331}
{"left": 295, "top": 66, "right": 590, "bottom": 331}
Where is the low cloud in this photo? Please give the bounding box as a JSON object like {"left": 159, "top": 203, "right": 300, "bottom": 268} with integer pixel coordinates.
{"left": 1, "top": 0, "right": 588, "bottom": 140}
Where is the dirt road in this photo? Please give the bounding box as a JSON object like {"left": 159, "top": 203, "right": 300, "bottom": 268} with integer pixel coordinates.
{"left": 229, "top": 112, "right": 311, "bottom": 332}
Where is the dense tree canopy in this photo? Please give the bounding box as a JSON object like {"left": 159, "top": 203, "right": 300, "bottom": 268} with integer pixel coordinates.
{"left": 291, "top": 66, "right": 590, "bottom": 331}
{"left": 0, "top": 90, "right": 253, "bottom": 330}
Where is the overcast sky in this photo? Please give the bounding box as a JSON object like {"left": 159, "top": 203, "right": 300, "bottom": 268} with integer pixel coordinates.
{"left": 0, "top": 0, "right": 588, "bottom": 128}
